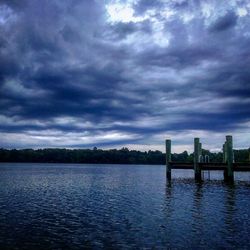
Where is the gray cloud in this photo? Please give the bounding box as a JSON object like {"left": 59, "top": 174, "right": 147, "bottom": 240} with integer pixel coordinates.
{"left": 209, "top": 11, "right": 238, "bottom": 32}
{"left": 0, "top": 0, "right": 250, "bottom": 151}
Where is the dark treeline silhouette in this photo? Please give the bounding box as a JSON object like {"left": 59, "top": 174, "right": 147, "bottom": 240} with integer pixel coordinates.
{"left": 0, "top": 147, "right": 249, "bottom": 164}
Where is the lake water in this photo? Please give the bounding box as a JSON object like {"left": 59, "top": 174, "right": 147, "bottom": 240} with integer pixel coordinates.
{"left": 0, "top": 163, "right": 249, "bottom": 249}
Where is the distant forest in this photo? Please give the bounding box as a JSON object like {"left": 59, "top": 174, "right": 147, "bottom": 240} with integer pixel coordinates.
{"left": 0, "top": 147, "right": 249, "bottom": 164}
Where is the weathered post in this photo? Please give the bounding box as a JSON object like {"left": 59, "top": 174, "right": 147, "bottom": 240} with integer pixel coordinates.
{"left": 166, "top": 139, "right": 171, "bottom": 180}
{"left": 223, "top": 142, "right": 228, "bottom": 180}
{"left": 198, "top": 142, "right": 203, "bottom": 163}
{"left": 223, "top": 143, "right": 226, "bottom": 163}
{"left": 224, "top": 141, "right": 228, "bottom": 181}
{"left": 194, "top": 138, "right": 202, "bottom": 181}
{"left": 199, "top": 142, "right": 202, "bottom": 158}
{"left": 225, "top": 135, "right": 234, "bottom": 182}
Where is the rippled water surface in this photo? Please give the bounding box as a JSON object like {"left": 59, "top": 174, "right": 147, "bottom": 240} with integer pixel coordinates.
{"left": 0, "top": 163, "right": 249, "bottom": 249}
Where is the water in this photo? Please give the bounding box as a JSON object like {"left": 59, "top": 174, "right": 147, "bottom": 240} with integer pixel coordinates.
{"left": 0, "top": 163, "right": 249, "bottom": 249}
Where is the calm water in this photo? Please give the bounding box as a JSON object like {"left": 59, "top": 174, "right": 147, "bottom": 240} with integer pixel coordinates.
{"left": 0, "top": 163, "right": 249, "bottom": 249}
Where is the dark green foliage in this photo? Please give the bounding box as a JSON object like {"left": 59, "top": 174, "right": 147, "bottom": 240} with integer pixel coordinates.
{"left": 0, "top": 148, "right": 249, "bottom": 164}
{"left": 234, "top": 149, "right": 250, "bottom": 162}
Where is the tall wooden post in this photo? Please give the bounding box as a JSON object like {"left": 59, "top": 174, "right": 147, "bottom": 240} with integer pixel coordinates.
{"left": 166, "top": 139, "right": 171, "bottom": 180}
{"left": 223, "top": 142, "right": 227, "bottom": 180}
{"left": 194, "top": 138, "right": 202, "bottom": 181}
{"left": 223, "top": 142, "right": 226, "bottom": 163}
{"left": 225, "top": 135, "right": 234, "bottom": 182}
{"left": 198, "top": 142, "right": 203, "bottom": 162}
{"left": 199, "top": 142, "right": 202, "bottom": 158}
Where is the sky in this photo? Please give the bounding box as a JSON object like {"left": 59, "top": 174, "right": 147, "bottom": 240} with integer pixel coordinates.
{"left": 0, "top": 0, "right": 250, "bottom": 153}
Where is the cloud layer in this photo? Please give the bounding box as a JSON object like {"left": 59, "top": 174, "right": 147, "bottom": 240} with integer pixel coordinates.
{"left": 0, "top": 0, "right": 250, "bottom": 152}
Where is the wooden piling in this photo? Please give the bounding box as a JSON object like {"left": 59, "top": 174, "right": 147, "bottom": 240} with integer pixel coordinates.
{"left": 194, "top": 138, "right": 202, "bottom": 181}
{"left": 225, "top": 135, "right": 234, "bottom": 182}
{"left": 199, "top": 142, "right": 202, "bottom": 158}
{"left": 198, "top": 142, "right": 203, "bottom": 162}
{"left": 223, "top": 143, "right": 227, "bottom": 163}
{"left": 223, "top": 142, "right": 227, "bottom": 179}
{"left": 166, "top": 139, "right": 171, "bottom": 180}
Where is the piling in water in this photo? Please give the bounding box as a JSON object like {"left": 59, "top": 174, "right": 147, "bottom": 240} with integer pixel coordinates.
{"left": 223, "top": 142, "right": 227, "bottom": 163}
{"left": 223, "top": 142, "right": 227, "bottom": 180}
{"left": 194, "top": 138, "right": 202, "bottom": 181}
{"left": 225, "top": 135, "right": 234, "bottom": 182}
{"left": 166, "top": 139, "right": 171, "bottom": 180}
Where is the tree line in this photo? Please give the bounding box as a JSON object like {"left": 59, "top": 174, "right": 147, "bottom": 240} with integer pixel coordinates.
{"left": 0, "top": 147, "right": 249, "bottom": 164}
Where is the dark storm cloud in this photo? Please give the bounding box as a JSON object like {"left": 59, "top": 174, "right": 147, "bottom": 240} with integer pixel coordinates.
{"left": 209, "top": 11, "right": 238, "bottom": 32}
{"left": 0, "top": 0, "right": 250, "bottom": 149}
{"left": 0, "top": 0, "right": 26, "bottom": 10}
{"left": 108, "top": 20, "right": 152, "bottom": 40}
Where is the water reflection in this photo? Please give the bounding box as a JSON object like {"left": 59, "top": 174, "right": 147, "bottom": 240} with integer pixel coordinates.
{"left": 224, "top": 183, "right": 237, "bottom": 248}
{"left": 191, "top": 182, "right": 206, "bottom": 248}
{"left": 192, "top": 182, "right": 203, "bottom": 228}
{"left": 164, "top": 180, "right": 172, "bottom": 210}
{"left": 0, "top": 164, "right": 249, "bottom": 249}
{"left": 163, "top": 177, "right": 250, "bottom": 249}
{"left": 165, "top": 180, "right": 172, "bottom": 194}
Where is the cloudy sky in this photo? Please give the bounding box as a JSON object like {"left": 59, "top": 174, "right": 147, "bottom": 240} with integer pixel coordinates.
{"left": 0, "top": 0, "right": 250, "bottom": 152}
